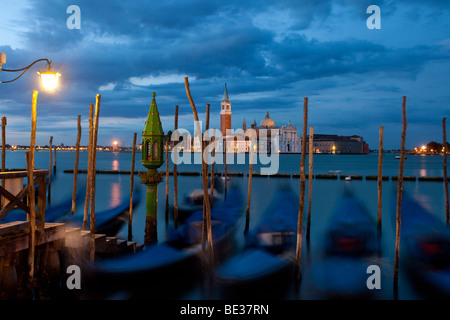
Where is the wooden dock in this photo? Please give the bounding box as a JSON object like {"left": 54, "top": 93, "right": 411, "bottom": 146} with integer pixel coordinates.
{"left": 0, "top": 220, "right": 143, "bottom": 299}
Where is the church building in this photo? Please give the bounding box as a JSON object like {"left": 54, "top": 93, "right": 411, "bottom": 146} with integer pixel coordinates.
{"left": 219, "top": 83, "right": 300, "bottom": 153}
{"left": 202, "top": 84, "right": 369, "bottom": 154}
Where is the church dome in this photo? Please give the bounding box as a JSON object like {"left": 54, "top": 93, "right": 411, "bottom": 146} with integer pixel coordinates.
{"left": 260, "top": 112, "right": 275, "bottom": 128}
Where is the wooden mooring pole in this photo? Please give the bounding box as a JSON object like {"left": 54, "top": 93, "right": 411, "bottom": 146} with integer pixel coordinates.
{"left": 90, "top": 94, "right": 101, "bottom": 262}
{"left": 83, "top": 104, "right": 94, "bottom": 230}
{"left": 173, "top": 105, "right": 179, "bottom": 228}
{"left": 244, "top": 131, "right": 255, "bottom": 235}
{"left": 27, "top": 90, "right": 38, "bottom": 292}
{"left": 296, "top": 97, "right": 308, "bottom": 282}
{"left": 184, "top": 77, "right": 213, "bottom": 267}
{"left": 394, "top": 96, "right": 407, "bottom": 295}
{"left": 165, "top": 136, "right": 169, "bottom": 220}
{"left": 26, "top": 151, "right": 36, "bottom": 293}
{"left": 48, "top": 136, "right": 52, "bottom": 203}
{"left": 306, "top": 126, "right": 313, "bottom": 243}
{"left": 71, "top": 115, "right": 81, "bottom": 215}
{"left": 129, "top": 132, "right": 137, "bottom": 241}
{"left": 224, "top": 140, "right": 228, "bottom": 199}
{"left": 53, "top": 146, "right": 56, "bottom": 173}
{"left": 377, "top": 126, "right": 384, "bottom": 235}
{"left": 209, "top": 128, "right": 216, "bottom": 207}
{"left": 1, "top": 116, "right": 6, "bottom": 209}
{"left": 202, "top": 103, "right": 211, "bottom": 258}
{"left": 443, "top": 117, "right": 449, "bottom": 225}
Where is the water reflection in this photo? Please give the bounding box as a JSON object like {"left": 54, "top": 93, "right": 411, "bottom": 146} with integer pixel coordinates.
{"left": 112, "top": 159, "right": 119, "bottom": 171}
{"left": 109, "top": 182, "right": 121, "bottom": 208}
{"left": 419, "top": 169, "right": 427, "bottom": 177}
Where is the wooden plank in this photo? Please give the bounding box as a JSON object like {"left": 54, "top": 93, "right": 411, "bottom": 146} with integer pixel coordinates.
{"left": 106, "top": 236, "right": 117, "bottom": 246}
{"left": 271, "top": 173, "right": 290, "bottom": 178}
{"left": 80, "top": 230, "right": 90, "bottom": 248}
{"left": 36, "top": 223, "right": 66, "bottom": 245}
{"left": 0, "top": 184, "right": 30, "bottom": 217}
{"left": 94, "top": 233, "right": 107, "bottom": 252}
{"left": 116, "top": 239, "right": 127, "bottom": 248}
{"left": 339, "top": 175, "right": 363, "bottom": 180}
{"left": 0, "top": 222, "right": 66, "bottom": 256}
{"left": 0, "top": 232, "right": 30, "bottom": 256}
{"left": 366, "top": 175, "right": 389, "bottom": 180}
{"left": 135, "top": 243, "right": 144, "bottom": 252}
{"left": 418, "top": 176, "right": 444, "bottom": 181}
{"left": 0, "top": 221, "right": 29, "bottom": 236}
{"left": 0, "top": 174, "right": 44, "bottom": 221}
{"left": 0, "top": 169, "right": 48, "bottom": 179}
{"left": 315, "top": 174, "right": 337, "bottom": 179}
{"left": 64, "top": 227, "right": 82, "bottom": 248}
{"left": 392, "top": 176, "right": 416, "bottom": 181}
{"left": 127, "top": 241, "right": 136, "bottom": 253}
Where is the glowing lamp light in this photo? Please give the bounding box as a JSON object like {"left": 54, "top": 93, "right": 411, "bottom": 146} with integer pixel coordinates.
{"left": 1, "top": 55, "right": 61, "bottom": 90}
{"left": 38, "top": 70, "right": 61, "bottom": 90}
{"left": 113, "top": 140, "right": 119, "bottom": 146}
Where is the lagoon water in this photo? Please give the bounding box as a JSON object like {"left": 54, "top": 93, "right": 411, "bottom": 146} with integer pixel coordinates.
{"left": 3, "top": 150, "right": 449, "bottom": 299}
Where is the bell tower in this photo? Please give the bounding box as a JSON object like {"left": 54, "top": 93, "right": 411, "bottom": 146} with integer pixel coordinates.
{"left": 220, "top": 83, "right": 231, "bottom": 136}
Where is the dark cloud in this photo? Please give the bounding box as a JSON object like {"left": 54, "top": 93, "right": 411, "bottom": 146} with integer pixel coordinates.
{"left": 0, "top": 0, "right": 448, "bottom": 148}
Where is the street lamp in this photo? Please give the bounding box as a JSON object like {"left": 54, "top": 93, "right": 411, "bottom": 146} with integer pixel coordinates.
{"left": 0, "top": 54, "right": 61, "bottom": 90}
{"left": 38, "top": 68, "right": 61, "bottom": 91}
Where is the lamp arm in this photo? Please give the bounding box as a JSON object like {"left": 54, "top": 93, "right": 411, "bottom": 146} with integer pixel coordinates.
{"left": 1, "top": 58, "right": 51, "bottom": 72}
{"left": 0, "top": 58, "right": 52, "bottom": 84}
{"left": 0, "top": 68, "right": 29, "bottom": 84}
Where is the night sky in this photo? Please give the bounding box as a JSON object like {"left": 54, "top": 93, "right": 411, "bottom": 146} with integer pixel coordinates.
{"left": 0, "top": 0, "right": 449, "bottom": 149}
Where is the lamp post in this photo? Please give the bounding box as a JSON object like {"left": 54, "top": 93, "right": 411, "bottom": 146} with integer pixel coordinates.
{"left": 0, "top": 54, "right": 61, "bottom": 90}
{"left": 0, "top": 53, "right": 60, "bottom": 292}
{"left": 139, "top": 92, "right": 165, "bottom": 245}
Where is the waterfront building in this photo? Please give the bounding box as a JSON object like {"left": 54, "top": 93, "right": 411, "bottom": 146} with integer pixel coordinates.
{"left": 242, "top": 113, "right": 301, "bottom": 153}
{"left": 306, "top": 134, "right": 369, "bottom": 154}
{"left": 220, "top": 84, "right": 232, "bottom": 137}
{"left": 189, "top": 84, "right": 369, "bottom": 154}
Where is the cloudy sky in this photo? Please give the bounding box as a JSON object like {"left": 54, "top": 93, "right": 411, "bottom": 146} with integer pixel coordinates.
{"left": 0, "top": 0, "right": 449, "bottom": 149}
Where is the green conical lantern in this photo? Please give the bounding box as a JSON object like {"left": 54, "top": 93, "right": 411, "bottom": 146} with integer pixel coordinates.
{"left": 139, "top": 92, "right": 165, "bottom": 245}
{"left": 141, "top": 92, "right": 165, "bottom": 170}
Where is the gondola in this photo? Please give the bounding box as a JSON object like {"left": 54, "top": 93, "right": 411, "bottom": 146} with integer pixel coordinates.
{"left": 311, "top": 189, "right": 379, "bottom": 299}
{"left": 395, "top": 193, "right": 450, "bottom": 298}
{"left": 176, "top": 175, "right": 225, "bottom": 223}
{"left": 82, "top": 183, "right": 243, "bottom": 299}
{"left": 57, "top": 186, "right": 142, "bottom": 236}
{"left": 0, "top": 187, "right": 86, "bottom": 224}
{"left": 214, "top": 187, "right": 298, "bottom": 299}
